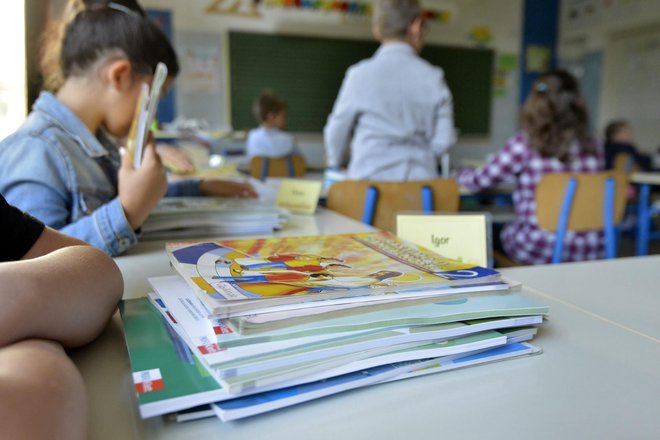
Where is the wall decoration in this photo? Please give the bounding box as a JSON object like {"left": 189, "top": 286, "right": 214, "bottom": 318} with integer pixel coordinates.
{"left": 206, "top": 0, "right": 454, "bottom": 23}
{"left": 469, "top": 26, "right": 492, "bottom": 47}
{"left": 494, "top": 53, "right": 517, "bottom": 97}
{"left": 525, "top": 44, "right": 551, "bottom": 73}
{"left": 206, "top": 0, "right": 261, "bottom": 17}
{"left": 180, "top": 46, "right": 223, "bottom": 95}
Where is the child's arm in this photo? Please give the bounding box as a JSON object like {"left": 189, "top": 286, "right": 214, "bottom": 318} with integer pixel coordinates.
{"left": 454, "top": 133, "right": 530, "bottom": 192}
{"left": 0, "top": 227, "right": 123, "bottom": 349}
{"left": 117, "top": 142, "right": 168, "bottom": 230}
{"left": 199, "top": 180, "right": 258, "bottom": 198}
{"left": 156, "top": 144, "right": 195, "bottom": 173}
{"left": 0, "top": 137, "right": 162, "bottom": 256}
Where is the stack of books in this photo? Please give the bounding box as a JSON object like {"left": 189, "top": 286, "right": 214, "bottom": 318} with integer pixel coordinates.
{"left": 121, "top": 231, "right": 548, "bottom": 422}
{"left": 141, "top": 197, "right": 288, "bottom": 240}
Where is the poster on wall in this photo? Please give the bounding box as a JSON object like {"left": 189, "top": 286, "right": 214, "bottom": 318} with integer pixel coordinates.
{"left": 494, "top": 54, "right": 517, "bottom": 97}
{"left": 525, "top": 45, "right": 551, "bottom": 73}
{"left": 175, "top": 32, "right": 228, "bottom": 130}
{"left": 180, "top": 45, "right": 223, "bottom": 95}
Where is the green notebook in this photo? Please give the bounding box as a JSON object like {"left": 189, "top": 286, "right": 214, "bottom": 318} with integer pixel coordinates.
{"left": 120, "top": 298, "right": 229, "bottom": 418}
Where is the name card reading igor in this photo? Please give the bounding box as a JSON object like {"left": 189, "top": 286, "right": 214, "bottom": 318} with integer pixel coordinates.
{"left": 396, "top": 214, "right": 489, "bottom": 267}
{"left": 275, "top": 179, "right": 322, "bottom": 214}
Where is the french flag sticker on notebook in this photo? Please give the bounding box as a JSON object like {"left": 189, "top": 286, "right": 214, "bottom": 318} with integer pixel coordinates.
{"left": 133, "top": 369, "right": 165, "bottom": 394}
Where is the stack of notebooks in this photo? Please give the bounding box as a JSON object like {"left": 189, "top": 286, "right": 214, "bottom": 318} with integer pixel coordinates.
{"left": 141, "top": 197, "right": 288, "bottom": 239}
{"left": 120, "top": 231, "right": 548, "bottom": 422}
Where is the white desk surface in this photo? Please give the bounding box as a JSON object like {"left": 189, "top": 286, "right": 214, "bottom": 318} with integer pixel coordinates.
{"left": 631, "top": 172, "right": 660, "bottom": 185}
{"left": 72, "top": 210, "right": 660, "bottom": 440}
{"left": 501, "top": 256, "right": 660, "bottom": 341}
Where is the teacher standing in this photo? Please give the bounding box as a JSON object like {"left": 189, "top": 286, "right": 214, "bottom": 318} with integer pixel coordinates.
{"left": 324, "top": 0, "right": 456, "bottom": 181}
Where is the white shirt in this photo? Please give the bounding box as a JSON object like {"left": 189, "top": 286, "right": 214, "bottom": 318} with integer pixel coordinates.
{"left": 246, "top": 127, "right": 298, "bottom": 158}
{"left": 324, "top": 42, "right": 456, "bottom": 181}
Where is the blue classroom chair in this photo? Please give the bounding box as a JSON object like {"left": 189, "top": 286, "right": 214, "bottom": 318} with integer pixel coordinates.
{"left": 535, "top": 171, "right": 628, "bottom": 263}
{"left": 635, "top": 177, "right": 660, "bottom": 255}
{"left": 326, "top": 179, "right": 459, "bottom": 232}
{"left": 249, "top": 155, "right": 306, "bottom": 181}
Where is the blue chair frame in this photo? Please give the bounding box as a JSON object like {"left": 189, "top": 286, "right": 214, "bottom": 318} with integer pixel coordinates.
{"left": 551, "top": 176, "right": 618, "bottom": 263}
{"left": 259, "top": 156, "right": 296, "bottom": 181}
{"left": 361, "top": 185, "right": 435, "bottom": 226}
{"left": 635, "top": 183, "right": 660, "bottom": 255}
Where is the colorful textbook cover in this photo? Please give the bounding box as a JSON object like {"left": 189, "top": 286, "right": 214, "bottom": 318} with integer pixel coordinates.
{"left": 166, "top": 231, "right": 501, "bottom": 317}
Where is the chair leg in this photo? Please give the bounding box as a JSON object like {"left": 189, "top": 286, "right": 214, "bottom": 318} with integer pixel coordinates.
{"left": 604, "top": 177, "right": 616, "bottom": 259}
{"left": 636, "top": 183, "right": 651, "bottom": 256}
{"left": 260, "top": 158, "right": 270, "bottom": 181}
{"left": 553, "top": 178, "right": 578, "bottom": 264}
{"left": 362, "top": 186, "right": 378, "bottom": 225}
{"left": 287, "top": 157, "right": 295, "bottom": 177}
{"left": 421, "top": 186, "right": 434, "bottom": 212}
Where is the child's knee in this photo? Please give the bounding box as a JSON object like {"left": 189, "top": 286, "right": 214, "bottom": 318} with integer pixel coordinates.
{"left": 0, "top": 339, "right": 86, "bottom": 410}
{"left": 0, "top": 340, "right": 87, "bottom": 439}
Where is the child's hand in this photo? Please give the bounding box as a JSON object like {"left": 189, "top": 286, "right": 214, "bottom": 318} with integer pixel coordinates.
{"left": 118, "top": 143, "right": 168, "bottom": 230}
{"left": 200, "top": 180, "right": 258, "bottom": 198}
{"left": 156, "top": 144, "right": 195, "bottom": 174}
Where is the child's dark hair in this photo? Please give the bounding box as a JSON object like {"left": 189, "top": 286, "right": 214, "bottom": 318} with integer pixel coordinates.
{"left": 521, "top": 69, "right": 595, "bottom": 161}
{"left": 253, "top": 92, "right": 287, "bottom": 123}
{"left": 41, "top": 0, "right": 179, "bottom": 91}
{"left": 604, "top": 120, "right": 629, "bottom": 144}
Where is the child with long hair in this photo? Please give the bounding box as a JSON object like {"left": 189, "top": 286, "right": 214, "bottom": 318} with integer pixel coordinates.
{"left": 0, "top": 0, "right": 256, "bottom": 256}
{"left": 456, "top": 70, "right": 604, "bottom": 265}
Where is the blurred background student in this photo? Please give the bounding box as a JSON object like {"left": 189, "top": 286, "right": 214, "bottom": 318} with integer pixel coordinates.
{"left": 0, "top": 193, "right": 123, "bottom": 440}
{"left": 456, "top": 70, "right": 604, "bottom": 265}
{"left": 323, "top": 0, "right": 455, "bottom": 181}
{"left": 0, "top": 0, "right": 256, "bottom": 257}
{"left": 246, "top": 91, "right": 299, "bottom": 158}
{"left": 603, "top": 119, "right": 652, "bottom": 171}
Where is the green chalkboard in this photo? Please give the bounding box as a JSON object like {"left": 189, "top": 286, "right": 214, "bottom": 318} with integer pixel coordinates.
{"left": 229, "top": 31, "right": 493, "bottom": 135}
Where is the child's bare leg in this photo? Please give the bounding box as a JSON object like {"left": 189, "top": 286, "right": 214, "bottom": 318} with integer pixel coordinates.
{"left": 0, "top": 339, "right": 87, "bottom": 440}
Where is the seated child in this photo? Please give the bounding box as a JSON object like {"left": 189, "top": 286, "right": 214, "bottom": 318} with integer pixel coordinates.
{"left": 246, "top": 92, "right": 299, "bottom": 158}
{"left": 0, "top": 0, "right": 256, "bottom": 257}
{"left": 603, "top": 120, "right": 652, "bottom": 171}
{"left": 0, "top": 193, "right": 123, "bottom": 439}
{"left": 455, "top": 70, "right": 604, "bottom": 265}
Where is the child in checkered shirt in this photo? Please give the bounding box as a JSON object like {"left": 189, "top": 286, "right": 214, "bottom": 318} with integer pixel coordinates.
{"left": 456, "top": 70, "right": 604, "bottom": 265}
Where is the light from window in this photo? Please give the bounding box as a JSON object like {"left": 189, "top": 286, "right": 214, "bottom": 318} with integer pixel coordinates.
{"left": 0, "top": 1, "right": 26, "bottom": 139}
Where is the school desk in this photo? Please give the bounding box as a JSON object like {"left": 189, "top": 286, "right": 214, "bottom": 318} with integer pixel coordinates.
{"left": 501, "top": 256, "right": 660, "bottom": 341}
{"left": 71, "top": 209, "right": 660, "bottom": 440}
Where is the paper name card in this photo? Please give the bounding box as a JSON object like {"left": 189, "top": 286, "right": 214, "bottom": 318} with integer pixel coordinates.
{"left": 275, "top": 179, "right": 322, "bottom": 214}
{"left": 396, "top": 214, "right": 489, "bottom": 267}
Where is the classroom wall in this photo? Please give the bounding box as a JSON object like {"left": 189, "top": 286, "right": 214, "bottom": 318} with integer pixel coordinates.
{"left": 559, "top": 0, "right": 660, "bottom": 153}
{"left": 141, "top": 0, "right": 525, "bottom": 164}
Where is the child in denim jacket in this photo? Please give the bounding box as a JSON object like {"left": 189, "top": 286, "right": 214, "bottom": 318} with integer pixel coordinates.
{"left": 0, "top": 0, "right": 256, "bottom": 256}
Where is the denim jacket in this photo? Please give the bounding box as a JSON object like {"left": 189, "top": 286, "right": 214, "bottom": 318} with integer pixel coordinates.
{"left": 0, "top": 92, "right": 200, "bottom": 256}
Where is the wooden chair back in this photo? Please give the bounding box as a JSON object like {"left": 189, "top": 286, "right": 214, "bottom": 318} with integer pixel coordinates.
{"left": 612, "top": 152, "right": 640, "bottom": 173}
{"left": 327, "top": 179, "right": 460, "bottom": 232}
{"left": 536, "top": 171, "right": 628, "bottom": 231}
{"left": 249, "top": 155, "right": 306, "bottom": 179}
